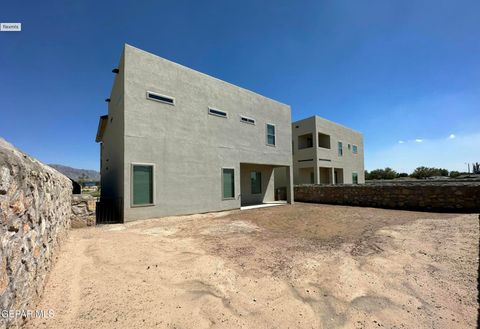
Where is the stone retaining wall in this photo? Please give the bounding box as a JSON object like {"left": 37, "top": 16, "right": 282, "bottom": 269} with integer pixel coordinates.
{"left": 71, "top": 195, "right": 96, "bottom": 228}
{"left": 0, "top": 138, "right": 72, "bottom": 328}
{"left": 295, "top": 183, "right": 480, "bottom": 212}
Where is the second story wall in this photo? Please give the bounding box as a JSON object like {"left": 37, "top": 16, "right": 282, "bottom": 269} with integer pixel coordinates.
{"left": 121, "top": 45, "right": 292, "bottom": 218}
{"left": 292, "top": 116, "right": 365, "bottom": 184}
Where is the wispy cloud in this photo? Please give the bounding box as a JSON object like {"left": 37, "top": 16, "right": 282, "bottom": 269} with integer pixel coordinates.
{"left": 448, "top": 134, "right": 456, "bottom": 139}
{"left": 366, "top": 132, "right": 480, "bottom": 173}
{"left": 415, "top": 139, "right": 423, "bottom": 143}
{"left": 398, "top": 140, "right": 405, "bottom": 144}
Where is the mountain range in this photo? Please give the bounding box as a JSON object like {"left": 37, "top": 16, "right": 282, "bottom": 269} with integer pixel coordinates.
{"left": 48, "top": 164, "right": 100, "bottom": 182}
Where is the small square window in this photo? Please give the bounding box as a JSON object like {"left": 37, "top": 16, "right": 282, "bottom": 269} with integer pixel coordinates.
{"left": 352, "top": 145, "right": 358, "bottom": 154}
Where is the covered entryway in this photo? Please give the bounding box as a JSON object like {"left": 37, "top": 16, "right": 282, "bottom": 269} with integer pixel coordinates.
{"left": 319, "top": 167, "right": 333, "bottom": 184}
{"left": 240, "top": 163, "right": 292, "bottom": 207}
{"left": 334, "top": 168, "right": 344, "bottom": 184}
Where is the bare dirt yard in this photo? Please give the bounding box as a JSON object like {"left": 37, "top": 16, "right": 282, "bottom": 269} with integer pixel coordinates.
{"left": 25, "top": 203, "right": 478, "bottom": 329}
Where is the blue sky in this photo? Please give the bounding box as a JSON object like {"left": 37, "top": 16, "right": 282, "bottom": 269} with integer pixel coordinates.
{"left": 1, "top": 0, "right": 479, "bottom": 172}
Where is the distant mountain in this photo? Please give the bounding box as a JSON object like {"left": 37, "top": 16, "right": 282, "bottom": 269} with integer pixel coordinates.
{"left": 49, "top": 164, "right": 100, "bottom": 182}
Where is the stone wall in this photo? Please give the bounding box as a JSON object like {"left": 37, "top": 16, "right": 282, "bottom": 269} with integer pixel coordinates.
{"left": 295, "top": 183, "right": 480, "bottom": 212}
{"left": 0, "top": 138, "right": 72, "bottom": 328}
{"left": 71, "top": 195, "right": 96, "bottom": 228}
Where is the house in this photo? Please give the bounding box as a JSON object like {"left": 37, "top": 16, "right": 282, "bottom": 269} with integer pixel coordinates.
{"left": 291, "top": 116, "right": 364, "bottom": 185}
{"left": 95, "top": 44, "right": 293, "bottom": 222}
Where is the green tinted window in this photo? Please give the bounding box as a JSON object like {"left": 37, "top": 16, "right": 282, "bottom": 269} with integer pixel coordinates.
{"left": 250, "top": 171, "right": 262, "bottom": 194}
{"left": 266, "top": 124, "right": 276, "bottom": 145}
{"left": 352, "top": 172, "right": 358, "bottom": 184}
{"left": 133, "top": 165, "right": 153, "bottom": 205}
{"left": 338, "top": 141, "right": 343, "bottom": 156}
{"left": 223, "top": 168, "right": 235, "bottom": 199}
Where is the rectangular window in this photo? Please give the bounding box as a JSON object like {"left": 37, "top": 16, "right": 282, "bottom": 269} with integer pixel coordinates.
{"left": 250, "top": 171, "right": 262, "bottom": 194}
{"left": 208, "top": 108, "right": 227, "bottom": 118}
{"left": 240, "top": 116, "right": 255, "bottom": 125}
{"left": 310, "top": 172, "right": 314, "bottom": 184}
{"left": 146, "top": 91, "right": 175, "bottom": 105}
{"left": 298, "top": 133, "right": 313, "bottom": 149}
{"left": 222, "top": 168, "right": 235, "bottom": 199}
{"left": 352, "top": 145, "right": 358, "bottom": 154}
{"left": 318, "top": 133, "right": 331, "bottom": 149}
{"left": 352, "top": 172, "right": 358, "bottom": 184}
{"left": 266, "top": 124, "right": 276, "bottom": 146}
{"left": 132, "top": 165, "right": 154, "bottom": 206}
{"left": 338, "top": 141, "right": 343, "bottom": 156}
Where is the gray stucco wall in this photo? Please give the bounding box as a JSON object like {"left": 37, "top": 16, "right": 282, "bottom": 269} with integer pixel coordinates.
{"left": 102, "top": 44, "right": 293, "bottom": 222}
{"left": 293, "top": 116, "right": 365, "bottom": 185}
{"left": 100, "top": 49, "right": 125, "bottom": 219}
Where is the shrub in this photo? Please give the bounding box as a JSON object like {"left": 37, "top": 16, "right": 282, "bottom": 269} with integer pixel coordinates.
{"left": 365, "top": 167, "right": 397, "bottom": 180}
{"left": 411, "top": 166, "right": 449, "bottom": 179}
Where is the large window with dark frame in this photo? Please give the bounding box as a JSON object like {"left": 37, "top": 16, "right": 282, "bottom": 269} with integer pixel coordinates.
{"left": 250, "top": 171, "right": 262, "bottom": 194}
{"left": 222, "top": 168, "right": 235, "bottom": 199}
{"left": 132, "top": 164, "right": 154, "bottom": 206}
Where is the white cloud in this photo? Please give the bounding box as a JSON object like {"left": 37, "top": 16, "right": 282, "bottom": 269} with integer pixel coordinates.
{"left": 366, "top": 132, "right": 480, "bottom": 173}
{"left": 398, "top": 140, "right": 405, "bottom": 144}
{"left": 448, "top": 134, "right": 456, "bottom": 139}
{"left": 415, "top": 139, "right": 423, "bottom": 143}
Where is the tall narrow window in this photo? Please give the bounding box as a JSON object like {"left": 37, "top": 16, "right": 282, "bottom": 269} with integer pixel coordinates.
{"left": 222, "top": 168, "right": 235, "bottom": 199}
{"left": 250, "top": 171, "right": 262, "bottom": 194}
{"left": 338, "top": 141, "right": 343, "bottom": 156}
{"left": 352, "top": 145, "right": 358, "bottom": 154}
{"left": 352, "top": 172, "right": 358, "bottom": 184}
{"left": 132, "top": 164, "right": 154, "bottom": 206}
{"left": 266, "top": 124, "right": 276, "bottom": 146}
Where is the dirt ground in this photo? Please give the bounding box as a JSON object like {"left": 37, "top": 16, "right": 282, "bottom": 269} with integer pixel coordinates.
{"left": 25, "top": 203, "right": 478, "bottom": 329}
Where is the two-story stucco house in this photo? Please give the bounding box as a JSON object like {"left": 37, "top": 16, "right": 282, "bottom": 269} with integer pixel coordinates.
{"left": 95, "top": 44, "right": 293, "bottom": 222}
{"left": 291, "top": 116, "right": 364, "bottom": 185}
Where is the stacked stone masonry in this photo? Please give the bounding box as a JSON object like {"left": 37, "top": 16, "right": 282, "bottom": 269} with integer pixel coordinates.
{"left": 0, "top": 138, "right": 72, "bottom": 329}
{"left": 71, "top": 195, "right": 96, "bottom": 228}
{"left": 295, "top": 183, "right": 480, "bottom": 212}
